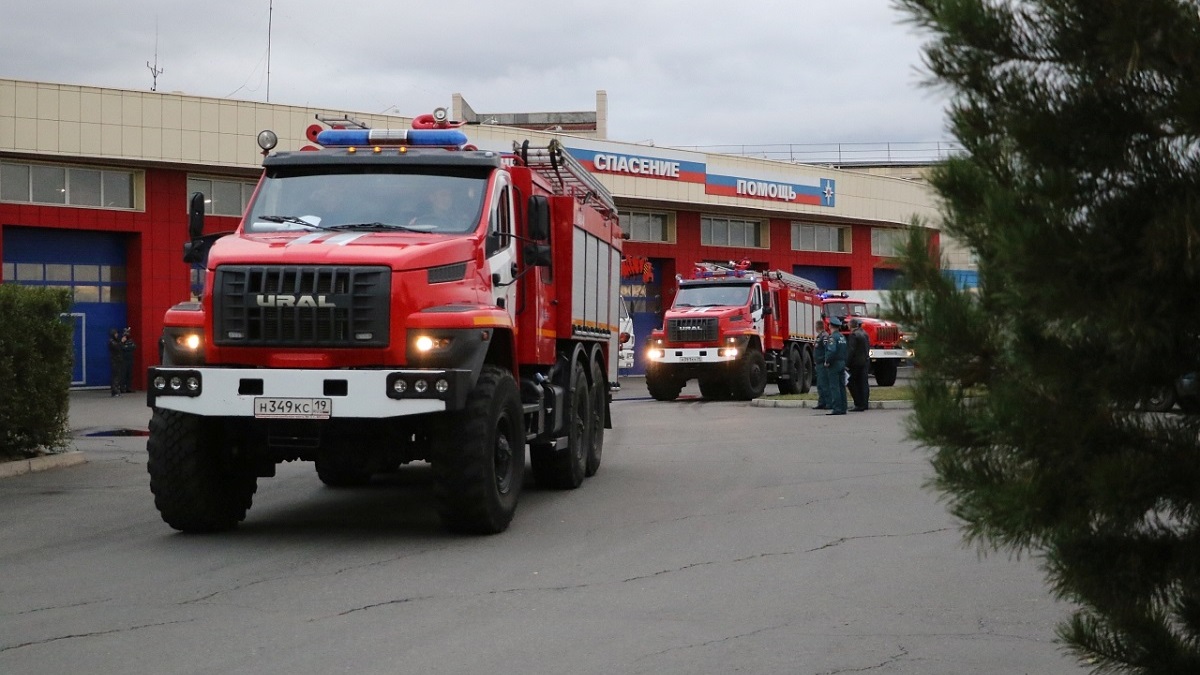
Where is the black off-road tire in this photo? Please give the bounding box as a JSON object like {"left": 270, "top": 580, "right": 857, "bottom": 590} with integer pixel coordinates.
{"left": 531, "top": 360, "right": 590, "bottom": 490}
{"left": 873, "top": 359, "right": 899, "bottom": 387}
{"left": 432, "top": 364, "right": 525, "bottom": 534}
{"left": 798, "top": 348, "right": 813, "bottom": 394}
{"left": 646, "top": 366, "right": 683, "bottom": 401}
{"left": 776, "top": 346, "right": 802, "bottom": 395}
{"left": 586, "top": 358, "right": 606, "bottom": 477}
{"left": 731, "top": 348, "right": 767, "bottom": 400}
{"left": 146, "top": 409, "right": 258, "bottom": 532}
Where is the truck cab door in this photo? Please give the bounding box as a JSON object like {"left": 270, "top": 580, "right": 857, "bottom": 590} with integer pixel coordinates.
{"left": 750, "top": 284, "right": 765, "bottom": 334}
{"left": 486, "top": 179, "right": 517, "bottom": 313}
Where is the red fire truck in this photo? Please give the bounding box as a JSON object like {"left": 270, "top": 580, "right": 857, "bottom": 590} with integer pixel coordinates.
{"left": 146, "top": 109, "right": 623, "bottom": 535}
{"left": 644, "top": 261, "right": 823, "bottom": 401}
{"left": 819, "top": 293, "right": 910, "bottom": 386}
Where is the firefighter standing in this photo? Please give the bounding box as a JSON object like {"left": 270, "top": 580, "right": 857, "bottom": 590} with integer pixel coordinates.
{"left": 824, "top": 317, "right": 849, "bottom": 415}
{"left": 121, "top": 327, "right": 137, "bottom": 393}
{"left": 108, "top": 329, "right": 124, "bottom": 396}
{"left": 813, "top": 319, "right": 831, "bottom": 410}
{"left": 846, "top": 319, "right": 870, "bottom": 411}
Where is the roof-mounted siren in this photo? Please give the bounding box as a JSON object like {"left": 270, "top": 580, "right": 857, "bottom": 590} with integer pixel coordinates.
{"left": 412, "top": 107, "right": 464, "bottom": 130}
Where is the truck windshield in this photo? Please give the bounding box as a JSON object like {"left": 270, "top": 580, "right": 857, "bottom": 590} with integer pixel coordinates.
{"left": 823, "top": 302, "right": 868, "bottom": 320}
{"left": 673, "top": 283, "right": 752, "bottom": 308}
{"left": 244, "top": 171, "right": 488, "bottom": 235}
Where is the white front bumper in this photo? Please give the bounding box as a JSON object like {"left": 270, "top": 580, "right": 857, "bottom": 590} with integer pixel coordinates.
{"left": 649, "top": 347, "right": 738, "bottom": 365}
{"left": 148, "top": 367, "right": 451, "bottom": 418}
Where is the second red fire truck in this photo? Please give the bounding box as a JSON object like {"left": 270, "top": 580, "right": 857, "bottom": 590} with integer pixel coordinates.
{"left": 644, "top": 261, "right": 910, "bottom": 401}
{"left": 644, "top": 262, "right": 823, "bottom": 401}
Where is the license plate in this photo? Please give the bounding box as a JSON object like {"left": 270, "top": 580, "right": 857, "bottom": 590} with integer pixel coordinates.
{"left": 679, "top": 356, "right": 702, "bottom": 362}
{"left": 253, "top": 397, "right": 332, "bottom": 419}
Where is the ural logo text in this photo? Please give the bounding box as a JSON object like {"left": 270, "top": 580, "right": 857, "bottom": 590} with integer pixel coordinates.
{"left": 255, "top": 294, "right": 335, "bottom": 308}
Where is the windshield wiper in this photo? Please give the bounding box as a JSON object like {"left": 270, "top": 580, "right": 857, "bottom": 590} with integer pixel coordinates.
{"left": 324, "top": 222, "right": 428, "bottom": 233}
{"left": 257, "top": 215, "right": 329, "bottom": 229}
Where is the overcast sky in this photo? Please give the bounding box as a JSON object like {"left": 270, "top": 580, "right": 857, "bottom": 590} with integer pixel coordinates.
{"left": 2, "top": 1, "right": 951, "bottom": 150}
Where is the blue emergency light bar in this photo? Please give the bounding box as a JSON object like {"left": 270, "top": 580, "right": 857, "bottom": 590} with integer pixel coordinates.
{"left": 315, "top": 128, "right": 469, "bottom": 148}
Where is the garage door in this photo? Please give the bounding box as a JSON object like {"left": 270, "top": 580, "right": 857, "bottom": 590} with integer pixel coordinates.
{"left": 2, "top": 227, "right": 128, "bottom": 388}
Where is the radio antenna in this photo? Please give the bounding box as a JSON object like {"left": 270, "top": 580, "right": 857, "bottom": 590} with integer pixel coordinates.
{"left": 146, "top": 17, "right": 163, "bottom": 92}
{"left": 266, "top": 0, "right": 273, "bottom": 102}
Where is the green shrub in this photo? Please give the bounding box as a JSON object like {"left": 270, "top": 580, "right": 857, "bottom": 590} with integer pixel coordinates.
{"left": 0, "top": 285, "right": 72, "bottom": 459}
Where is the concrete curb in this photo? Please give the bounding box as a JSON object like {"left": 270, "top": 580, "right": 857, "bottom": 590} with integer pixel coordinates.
{"left": 0, "top": 451, "right": 87, "bottom": 479}
{"left": 751, "top": 398, "right": 914, "bottom": 410}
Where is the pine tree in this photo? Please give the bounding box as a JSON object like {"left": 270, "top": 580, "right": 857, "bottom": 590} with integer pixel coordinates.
{"left": 891, "top": 1, "right": 1200, "bottom": 672}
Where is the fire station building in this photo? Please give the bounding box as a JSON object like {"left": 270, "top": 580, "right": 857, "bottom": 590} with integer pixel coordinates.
{"left": 0, "top": 79, "right": 953, "bottom": 386}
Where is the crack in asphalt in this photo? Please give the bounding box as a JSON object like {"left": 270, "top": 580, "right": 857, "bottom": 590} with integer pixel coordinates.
{"left": 0, "top": 619, "right": 193, "bottom": 653}
{"left": 15, "top": 599, "right": 111, "bottom": 615}
{"left": 819, "top": 645, "right": 911, "bottom": 674}
{"left": 317, "top": 527, "right": 957, "bottom": 619}
{"left": 181, "top": 545, "right": 454, "bottom": 605}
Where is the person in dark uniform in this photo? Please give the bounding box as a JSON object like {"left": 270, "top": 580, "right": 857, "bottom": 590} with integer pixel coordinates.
{"left": 108, "top": 328, "right": 124, "bottom": 397}
{"left": 121, "top": 327, "right": 137, "bottom": 393}
{"left": 813, "top": 318, "right": 831, "bottom": 410}
{"left": 846, "top": 318, "right": 870, "bottom": 411}
{"left": 824, "top": 317, "right": 849, "bottom": 415}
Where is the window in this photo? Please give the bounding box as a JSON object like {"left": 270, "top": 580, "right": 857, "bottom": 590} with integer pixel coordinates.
{"left": 2, "top": 262, "right": 126, "bottom": 303}
{"left": 871, "top": 227, "right": 907, "bottom": 257}
{"left": 0, "top": 161, "right": 136, "bottom": 209}
{"left": 103, "top": 171, "right": 134, "bottom": 208}
{"left": 791, "top": 222, "right": 850, "bottom": 253}
{"left": 620, "top": 211, "right": 673, "bottom": 243}
{"left": 188, "top": 176, "right": 257, "bottom": 216}
{"left": 1, "top": 164, "right": 30, "bottom": 201}
{"left": 31, "top": 165, "right": 66, "bottom": 204}
{"left": 71, "top": 169, "right": 103, "bottom": 206}
{"left": 701, "top": 216, "right": 764, "bottom": 248}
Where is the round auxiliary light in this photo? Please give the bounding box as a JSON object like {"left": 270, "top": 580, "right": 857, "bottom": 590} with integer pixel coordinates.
{"left": 257, "top": 129, "right": 278, "bottom": 152}
{"left": 153, "top": 376, "right": 167, "bottom": 390}
{"left": 393, "top": 379, "right": 408, "bottom": 394}
{"left": 186, "top": 377, "right": 200, "bottom": 392}
{"left": 435, "top": 379, "right": 450, "bottom": 394}
{"left": 414, "top": 380, "right": 428, "bottom": 394}
{"left": 169, "top": 376, "right": 183, "bottom": 391}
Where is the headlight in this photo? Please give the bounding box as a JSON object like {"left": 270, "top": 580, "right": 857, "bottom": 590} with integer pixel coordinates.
{"left": 414, "top": 335, "right": 452, "bottom": 352}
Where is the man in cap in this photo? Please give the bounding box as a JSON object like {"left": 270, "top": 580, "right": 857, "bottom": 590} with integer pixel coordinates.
{"left": 846, "top": 318, "right": 870, "bottom": 411}
{"left": 812, "top": 318, "right": 831, "bottom": 410}
{"left": 824, "top": 316, "right": 849, "bottom": 415}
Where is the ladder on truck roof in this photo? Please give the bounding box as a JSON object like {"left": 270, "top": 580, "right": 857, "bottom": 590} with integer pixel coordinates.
{"left": 765, "top": 269, "right": 821, "bottom": 294}
{"left": 512, "top": 139, "right": 617, "bottom": 218}
{"left": 692, "top": 261, "right": 819, "bottom": 293}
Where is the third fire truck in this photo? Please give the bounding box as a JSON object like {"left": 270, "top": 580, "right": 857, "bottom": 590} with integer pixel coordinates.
{"left": 644, "top": 262, "right": 823, "bottom": 401}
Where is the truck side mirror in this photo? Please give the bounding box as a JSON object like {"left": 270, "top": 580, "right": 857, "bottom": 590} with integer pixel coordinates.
{"left": 188, "top": 192, "right": 206, "bottom": 240}
{"left": 523, "top": 243, "right": 552, "bottom": 267}
{"left": 527, "top": 195, "right": 550, "bottom": 241}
